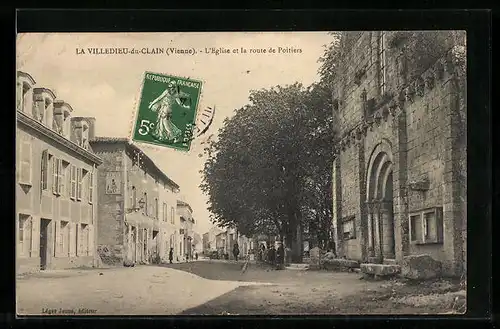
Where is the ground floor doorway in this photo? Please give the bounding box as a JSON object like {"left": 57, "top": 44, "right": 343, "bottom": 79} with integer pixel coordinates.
{"left": 39, "top": 219, "right": 51, "bottom": 270}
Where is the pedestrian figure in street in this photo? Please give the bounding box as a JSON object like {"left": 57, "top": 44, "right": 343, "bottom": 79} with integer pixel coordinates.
{"left": 233, "top": 243, "right": 240, "bottom": 262}
{"left": 259, "top": 244, "right": 266, "bottom": 262}
{"left": 268, "top": 245, "right": 276, "bottom": 266}
{"left": 194, "top": 252, "right": 198, "bottom": 260}
{"left": 276, "top": 242, "right": 285, "bottom": 270}
{"left": 169, "top": 247, "right": 174, "bottom": 264}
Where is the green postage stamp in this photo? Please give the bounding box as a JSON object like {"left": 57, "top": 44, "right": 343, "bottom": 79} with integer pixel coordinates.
{"left": 132, "top": 72, "right": 203, "bottom": 151}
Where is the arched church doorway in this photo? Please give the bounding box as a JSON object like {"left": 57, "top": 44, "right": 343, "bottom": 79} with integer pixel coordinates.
{"left": 366, "top": 142, "right": 396, "bottom": 262}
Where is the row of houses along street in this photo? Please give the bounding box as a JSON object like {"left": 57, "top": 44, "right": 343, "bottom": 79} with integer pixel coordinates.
{"left": 16, "top": 70, "right": 199, "bottom": 274}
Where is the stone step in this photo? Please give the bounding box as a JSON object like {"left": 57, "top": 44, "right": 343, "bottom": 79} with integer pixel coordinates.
{"left": 383, "top": 258, "right": 397, "bottom": 265}
{"left": 360, "top": 263, "right": 401, "bottom": 277}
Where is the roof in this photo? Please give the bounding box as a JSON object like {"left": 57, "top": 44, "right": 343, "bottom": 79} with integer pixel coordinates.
{"left": 17, "top": 71, "right": 36, "bottom": 85}
{"left": 177, "top": 200, "right": 193, "bottom": 214}
{"left": 33, "top": 87, "right": 57, "bottom": 100}
{"left": 89, "top": 137, "right": 180, "bottom": 190}
{"left": 17, "top": 111, "right": 102, "bottom": 166}
{"left": 53, "top": 100, "right": 74, "bottom": 113}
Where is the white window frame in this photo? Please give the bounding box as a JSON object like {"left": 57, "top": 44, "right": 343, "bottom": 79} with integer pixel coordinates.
{"left": 170, "top": 207, "right": 175, "bottom": 224}
{"left": 88, "top": 171, "right": 94, "bottom": 204}
{"left": 408, "top": 207, "right": 444, "bottom": 245}
{"left": 51, "top": 156, "right": 58, "bottom": 194}
{"left": 40, "top": 150, "right": 49, "bottom": 191}
{"left": 163, "top": 202, "right": 167, "bottom": 222}
{"left": 341, "top": 216, "right": 356, "bottom": 240}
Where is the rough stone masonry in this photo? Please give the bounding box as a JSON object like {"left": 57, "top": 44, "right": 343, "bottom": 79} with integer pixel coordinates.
{"left": 331, "top": 31, "right": 466, "bottom": 277}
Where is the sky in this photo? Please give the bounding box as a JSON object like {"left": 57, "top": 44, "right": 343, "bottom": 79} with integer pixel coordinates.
{"left": 17, "top": 32, "right": 333, "bottom": 235}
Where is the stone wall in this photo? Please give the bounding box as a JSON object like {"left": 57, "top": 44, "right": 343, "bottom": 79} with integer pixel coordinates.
{"left": 333, "top": 31, "right": 466, "bottom": 276}
{"left": 338, "top": 143, "right": 362, "bottom": 260}
{"left": 91, "top": 143, "right": 126, "bottom": 264}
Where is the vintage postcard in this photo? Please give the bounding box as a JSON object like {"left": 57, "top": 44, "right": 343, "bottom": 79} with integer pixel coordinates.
{"left": 16, "top": 31, "right": 467, "bottom": 316}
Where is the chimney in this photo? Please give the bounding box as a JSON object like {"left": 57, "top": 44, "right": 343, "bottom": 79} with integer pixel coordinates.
{"left": 33, "top": 93, "right": 45, "bottom": 123}
{"left": 33, "top": 88, "right": 56, "bottom": 129}
{"left": 85, "top": 117, "right": 96, "bottom": 140}
{"left": 72, "top": 117, "right": 96, "bottom": 140}
{"left": 71, "top": 117, "right": 83, "bottom": 145}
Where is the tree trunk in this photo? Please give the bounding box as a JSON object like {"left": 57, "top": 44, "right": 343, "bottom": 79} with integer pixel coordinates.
{"left": 293, "top": 222, "right": 303, "bottom": 263}
{"left": 289, "top": 209, "right": 303, "bottom": 263}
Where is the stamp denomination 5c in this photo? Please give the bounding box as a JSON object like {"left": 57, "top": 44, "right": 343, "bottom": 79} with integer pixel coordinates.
{"left": 132, "top": 72, "right": 203, "bottom": 151}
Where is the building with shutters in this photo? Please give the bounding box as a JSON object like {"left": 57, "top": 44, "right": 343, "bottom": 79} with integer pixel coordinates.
{"left": 158, "top": 176, "right": 181, "bottom": 263}
{"left": 212, "top": 226, "right": 253, "bottom": 260}
{"left": 202, "top": 226, "right": 223, "bottom": 255}
{"left": 89, "top": 136, "right": 181, "bottom": 266}
{"left": 177, "top": 200, "right": 195, "bottom": 260}
{"left": 16, "top": 71, "right": 102, "bottom": 274}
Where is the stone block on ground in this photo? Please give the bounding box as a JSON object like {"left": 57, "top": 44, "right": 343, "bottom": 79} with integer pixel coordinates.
{"left": 309, "top": 247, "right": 321, "bottom": 266}
{"left": 321, "top": 258, "right": 360, "bottom": 271}
{"left": 323, "top": 251, "right": 336, "bottom": 260}
{"left": 401, "top": 254, "right": 442, "bottom": 280}
{"left": 123, "top": 259, "right": 135, "bottom": 267}
{"left": 360, "top": 263, "right": 401, "bottom": 277}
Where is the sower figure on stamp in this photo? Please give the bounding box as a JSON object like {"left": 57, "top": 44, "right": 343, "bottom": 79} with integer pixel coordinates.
{"left": 148, "top": 83, "right": 191, "bottom": 143}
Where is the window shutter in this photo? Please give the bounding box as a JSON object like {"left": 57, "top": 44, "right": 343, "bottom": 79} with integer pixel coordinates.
{"left": 57, "top": 159, "right": 63, "bottom": 195}
{"left": 88, "top": 171, "right": 93, "bottom": 203}
{"left": 70, "top": 166, "right": 76, "bottom": 199}
{"left": 19, "top": 139, "right": 32, "bottom": 185}
{"left": 27, "top": 218, "right": 33, "bottom": 255}
{"left": 68, "top": 223, "right": 75, "bottom": 256}
{"left": 79, "top": 225, "right": 84, "bottom": 254}
{"left": 88, "top": 225, "right": 94, "bottom": 256}
{"left": 53, "top": 221, "right": 58, "bottom": 257}
{"left": 40, "top": 150, "right": 48, "bottom": 190}
{"left": 52, "top": 157, "right": 58, "bottom": 194}
{"left": 77, "top": 168, "right": 82, "bottom": 201}
{"left": 75, "top": 223, "right": 79, "bottom": 256}
{"left": 31, "top": 217, "right": 39, "bottom": 255}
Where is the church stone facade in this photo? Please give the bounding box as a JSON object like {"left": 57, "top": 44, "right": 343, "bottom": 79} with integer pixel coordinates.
{"left": 331, "top": 31, "right": 466, "bottom": 276}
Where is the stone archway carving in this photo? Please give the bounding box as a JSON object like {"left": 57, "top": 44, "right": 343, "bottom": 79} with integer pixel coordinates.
{"left": 365, "top": 140, "right": 396, "bottom": 262}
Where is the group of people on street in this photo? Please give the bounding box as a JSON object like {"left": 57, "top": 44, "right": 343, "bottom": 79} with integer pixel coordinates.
{"left": 258, "top": 242, "right": 285, "bottom": 270}
{"left": 168, "top": 247, "right": 198, "bottom": 264}
{"left": 216, "top": 243, "right": 241, "bottom": 261}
